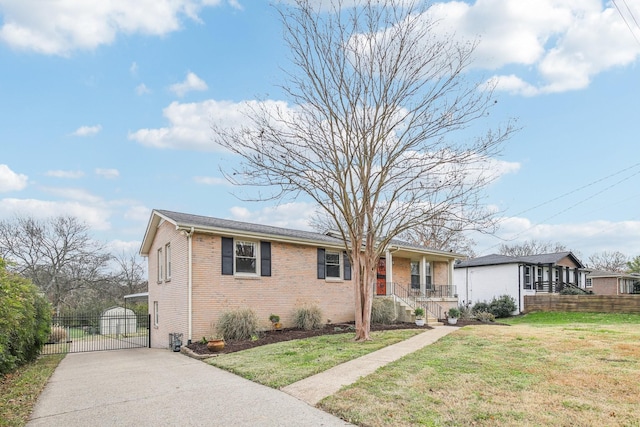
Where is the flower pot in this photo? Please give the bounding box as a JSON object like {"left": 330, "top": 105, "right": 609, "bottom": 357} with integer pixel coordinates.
{"left": 447, "top": 317, "right": 458, "bottom": 325}
{"left": 273, "top": 322, "right": 282, "bottom": 330}
{"left": 206, "top": 339, "right": 225, "bottom": 352}
{"left": 415, "top": 318, "right": 425, "bottom": 326}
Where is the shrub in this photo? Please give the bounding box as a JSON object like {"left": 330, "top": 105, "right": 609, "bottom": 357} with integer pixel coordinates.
{"left": 293, "top": 305, "right": 323, "bottom": 330}
{"left": 215, "top": 308, "right": 258, "bottom": 340}
{"left": 371, "top": 299, "right": 396, "bottom": 324}
{"left": 0, "top": 258, "right": 51, "bottom": 376}
{"left": 48, "top": 325, "right": 68, "bottom": 343}
{"left": 413, "top": 307, "right": 425, "bottom": 318}
{"left": 488, "top": 295, "right": 517, "bottom": 318}
{"left": 448, "top": 307, "right": 461, "bottom": 318}
{"left": 472, "top": 301, "right": 490, "bottom": 315}
{"left": 475, "top": 311, "right": 495, "bottom": 323}
{"left": 458, "top": 305, "right": 473, "bottom": 320}
{"left": 560, "top": 287, "right": 583, "bottom": 295}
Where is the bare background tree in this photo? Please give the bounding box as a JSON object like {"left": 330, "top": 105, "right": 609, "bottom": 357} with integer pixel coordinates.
{"left": 213, "top": 0, "right": 515, "bottom": 339}
{"left": 0, "top": 215, "right": 147, "bottom": 314}
{"left": 400, "top": 216, "right": 477, "bottom": 257}
{"left": 498, "top": 240, "right": 568, "bottom": 257}
{"left": 587, "top": 251, "right": 628, "bottom": 272}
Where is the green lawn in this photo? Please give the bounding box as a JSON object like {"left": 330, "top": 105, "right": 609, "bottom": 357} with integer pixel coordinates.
{"left": 0, "top": 354, "right": 65, "bottom": 427}
{"left": 208, "top": 329, "right": 424, "bottom": 388}
{"left": 319, "top": 312, "right": 640, "bottom": 426}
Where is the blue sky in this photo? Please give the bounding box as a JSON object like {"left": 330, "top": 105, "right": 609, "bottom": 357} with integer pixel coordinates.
{"left": 1, "top": 0, "right": 639, "bottom": 263}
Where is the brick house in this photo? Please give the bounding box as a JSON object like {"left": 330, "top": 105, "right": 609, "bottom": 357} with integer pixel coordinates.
{"left": 140, "top": 209, "right": 462, "bottom": 348}
{"left": 454, "top": 252, "right": 589, "bottom": 313}
{"left": 587, "top": 270, "right": 640, "bottom": 295}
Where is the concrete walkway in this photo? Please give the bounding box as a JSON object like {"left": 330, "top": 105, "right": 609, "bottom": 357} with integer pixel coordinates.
{"left": 28, "top": 348, "right": 352, "bottom": 426}
{"left": 282, "top": 325, "right": 457, "bottom": 405}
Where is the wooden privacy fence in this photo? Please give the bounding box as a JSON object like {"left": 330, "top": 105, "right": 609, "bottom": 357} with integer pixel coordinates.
{"left": 524, "top": 295, "right": 640, "bottom": 314}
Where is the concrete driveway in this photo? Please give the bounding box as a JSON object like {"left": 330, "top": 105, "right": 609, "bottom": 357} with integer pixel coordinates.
{"left": 28, "top": 348, "right": 352, "bottom": 426}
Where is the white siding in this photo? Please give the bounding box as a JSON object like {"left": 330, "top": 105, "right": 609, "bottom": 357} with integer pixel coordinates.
{"left": 454, "top": 264, "right": 522, "bottom": 312}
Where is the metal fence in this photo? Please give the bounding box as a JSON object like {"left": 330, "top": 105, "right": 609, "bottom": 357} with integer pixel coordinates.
{"left": 43, "top": 312, "right": 150, "bottom": 354}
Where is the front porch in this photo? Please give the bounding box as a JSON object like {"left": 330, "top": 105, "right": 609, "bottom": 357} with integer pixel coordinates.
{"left": 377, "top": 282, "right": 458, "bottom": 324}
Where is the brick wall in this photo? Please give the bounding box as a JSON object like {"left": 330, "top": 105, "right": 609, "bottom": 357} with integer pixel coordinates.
{"left": 524, "top": 295, "right": 640, "bottom": 314}
{"left": 590, "top": 277, "right": 619, "bottom": 296}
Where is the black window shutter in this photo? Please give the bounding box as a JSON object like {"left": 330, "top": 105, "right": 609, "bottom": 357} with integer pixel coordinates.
{"left": 260, "top": 241, "right": 271, "bottom": 277}
{"left": 343, "top": 251, "right": 351, "bottom": 280}
{"left": 221, "top": 237, "right": 233, "bottom": 275}
{"left": 317, "top": 248, "right": 326, "bottom": 279}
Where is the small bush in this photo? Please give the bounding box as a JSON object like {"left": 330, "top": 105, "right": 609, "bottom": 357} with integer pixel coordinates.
{"left": 216, "top": 308, "right": 258, "bottom": 340}
{"left": 448, "top": 307, "right": 461, "bottom": 318}
{"left": 293, "top": 305, "right": 323, "bottom": 330}
{"left": 489, "top": 295, "right": 517, "bottom": 318}
{"left": 371, "top": 299, "right": 396, "bottom": 324}
{"left": 458, "top": 305, "right": 473, "bottom": 320}
{"left": 475, "top": 311, "right": 495, "bottom": 323}
{"left": 48, "top": 325, "right": 68, "bottom": 343}
{"left": 560, "top": 287, "right": 583, "bottom": 295}
{"left": 472, "top": 301, "right": 490, "bottom": 315}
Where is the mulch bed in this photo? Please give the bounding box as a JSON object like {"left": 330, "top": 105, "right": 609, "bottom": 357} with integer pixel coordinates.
{"left": 186, "top": 319, "right": 504, "bottom": 355}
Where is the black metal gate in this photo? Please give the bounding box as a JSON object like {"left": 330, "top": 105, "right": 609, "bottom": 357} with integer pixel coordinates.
{"left": 43, "top": 312, "right": 150, "bottom": 355}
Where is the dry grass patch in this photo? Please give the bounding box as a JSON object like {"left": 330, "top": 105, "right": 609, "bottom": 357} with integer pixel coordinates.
{"left": 320, "top": 324, "right": 640, "bottom": 426}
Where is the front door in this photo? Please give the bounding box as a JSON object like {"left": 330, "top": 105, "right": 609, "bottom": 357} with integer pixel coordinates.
{"left": 376, "top": 258, "right": 387, "bottom": 295}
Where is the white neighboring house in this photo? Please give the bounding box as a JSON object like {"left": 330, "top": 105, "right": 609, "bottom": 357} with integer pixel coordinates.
{"left": 454, "top": 252, "right": 589, "bottom": 313}
{"left": 100, "top": 306, "right": 137, "bottom": 336}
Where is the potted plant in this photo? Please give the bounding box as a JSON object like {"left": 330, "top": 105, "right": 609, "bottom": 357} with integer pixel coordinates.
{"left": 447, "top": 307, "right": 461, "bottom": 325}
{"left": 414, "top": 307, "right": 425, "bottom": 326}
{"left": 269, "top": 314, "right": 282, "bottom": 330}
{"left": 206, "top": 322, "right": 225, "bottom": 352}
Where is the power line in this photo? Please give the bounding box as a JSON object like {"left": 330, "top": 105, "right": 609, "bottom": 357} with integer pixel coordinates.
{"left": 613, "top": 0, "right": 640, "bottom": 46}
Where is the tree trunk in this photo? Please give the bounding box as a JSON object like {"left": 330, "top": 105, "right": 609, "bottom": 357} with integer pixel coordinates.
{"left": 353, "top": 252, "right": 375, "bottom": 341}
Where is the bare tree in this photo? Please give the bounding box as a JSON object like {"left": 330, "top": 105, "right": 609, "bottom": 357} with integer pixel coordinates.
{"left": 588, "top": 251, "right": 628, "bottom": 273}
{"left": 498, "top": 240, "right": 568, "bottom": 257}
{"left": 0, "top": 215, "right": 111, "bottom": 314}
{"left": 400, "top": 216, "right": 477, "bottom": 257}
{"left": 113, "top": 251, "right": 148, "bottom": 296}
{"left": 213, "top": 0, "right": 515, "bottom": 340}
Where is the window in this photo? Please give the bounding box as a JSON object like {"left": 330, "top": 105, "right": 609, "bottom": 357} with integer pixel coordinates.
{"left": 165, "top": 243, "right": 171, "bottom": 281}
{"left": 235, "top": 240, "right": 257, "bottom": 274}
{"left": 325, "top": 250, "right": 341, "bottom": 278}
{"left": 153, "top": 301, "right": 159, "bottom": 326}
{"left": 317, "top": 248, "right": 351, "bottom": 280}
{"left": 524, "top": 266, "right": 531, "bottom": 289}
{"left": 222, "top": 238, "right": 271, "bottom": 277}
{"left": 410, "top": 261, "right": 420, "bottom": 289}
{"left": 157, "top": 248, "right": 163, "bottom": 282}
{"left": 586, "top": 278, "right": 592, "bottom": 288}
{"left": 537, "top": 268, "right": 543, "bottom": 289}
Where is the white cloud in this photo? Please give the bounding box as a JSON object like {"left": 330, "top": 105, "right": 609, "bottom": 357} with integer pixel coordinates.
{"left": 426, "top": 0, "right": 640, "bottom": 95}
{"left": 95, "top": 168, "right": 120, "bottom": 179}
{"left": 72, "top": 124, "right": 102, "bottom": 137}
{"left": 0, "top": 198, "right": 112, "bottom": 230}
{"left": 0, "top": 164, "right": 28, "bottom": 192}
{"left": 130, "top": 61, "right": 138, "bottom": 76}
{"left": 169, "top": 72, "right": 208, "bottom": 97}
{"left": 0, "top": 0, "right": 226, "bottom": 56}
{"left": 46, "top": 170, "right": 85, "bottom": 179}
{"left": 194, "top": 176, "right": 228, "bottom": 185}
{"left": 229, "top": 202, "right": 318, "bottom": 231}
{"left": 129, "top": 99, "right": 289, "bottom": 151}
{"left": 472, "top": 217, "right": 640, "bottom": 260}
{"left": 124, "top": 205, "right": 151, "bottom": 223}
{"left": 136, "top": 83, "right": 151, "bottom": 95}
{"left": 42, "top": 187, "right": 103, "bottom": 203}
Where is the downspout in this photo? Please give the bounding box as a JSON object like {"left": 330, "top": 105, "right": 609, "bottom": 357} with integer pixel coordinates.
{"left": 186, "top": 227, "right": 194, "bottom": 344}
{"left": 518, "top": 264, "right": 522, "bottom": 313}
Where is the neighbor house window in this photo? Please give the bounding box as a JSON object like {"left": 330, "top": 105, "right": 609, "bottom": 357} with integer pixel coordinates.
{"left": 586, "top": 278, "right": 592, "bottom": 288}
{"left": 537, "top": 268, "right": 543, "bottom": 289}
{"left": 524, "top": 266, "right": 531, "bottom": 289}
{"left": 325, "top": 250, "right": 341, "bottom": 278}
{"left": 410, "top": 261, "right": 420, "bottom": 289}
{"left": 235, "top": 240, "right": 258, "bottom": 274}
{"left": 157, "top": 248, "right": 163, "bottom": 283}
{"left": 153, "top": 301, "right": 159, "bottom": 326}
{"left": 165, "top": 243, "right": 171, "bottom": 281}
